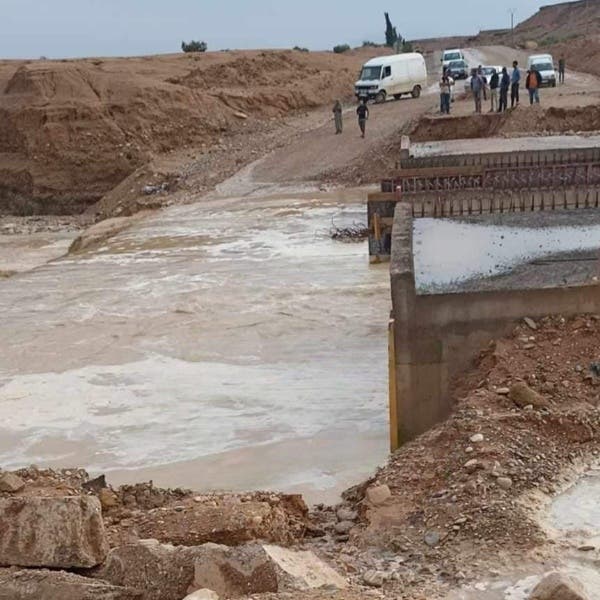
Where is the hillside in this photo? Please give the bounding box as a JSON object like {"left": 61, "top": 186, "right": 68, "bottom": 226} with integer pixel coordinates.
{"left": 0, "top": 49, "right": 379, "bottom": 215}
{"left": 512, "top": 0, "right": 600, "bottom": 45}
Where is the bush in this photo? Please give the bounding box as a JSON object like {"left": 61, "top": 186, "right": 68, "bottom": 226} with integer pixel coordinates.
{"left": 333, "top": 44, "right": 351, "bottom": 54}
{"left": 181, "top": 40, "right": 207, "bottom": 53}
{"left": 402, "top": 40, "right": 413, "bottom": 53}
{"left": 293, "top": 46, "right": 309, "bottom": 52}
{"left": 362, "top": 40, "right": 379, "bottom": 48}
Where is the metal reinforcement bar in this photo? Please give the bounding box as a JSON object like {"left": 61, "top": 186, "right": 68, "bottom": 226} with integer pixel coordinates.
{"left": 382, "top": 162, "right": 600, "bottom": 195}
{"left": 399, "top": 146, "right": 600, "bottom": 171}
{"left": 367, "top": 185, "right": 600, "bottom": 261}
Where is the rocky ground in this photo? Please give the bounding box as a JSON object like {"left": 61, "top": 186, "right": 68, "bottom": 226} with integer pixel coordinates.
{"left": 2, "top": 314, "right": 600, "bottom": 599}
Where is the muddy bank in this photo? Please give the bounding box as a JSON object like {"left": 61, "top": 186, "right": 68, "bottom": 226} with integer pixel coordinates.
{"left": 0, "top": 49, "right": 380, "bottom": 216}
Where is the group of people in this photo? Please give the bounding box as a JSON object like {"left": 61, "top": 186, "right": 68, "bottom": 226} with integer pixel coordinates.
{"left": 440, "top": 56, "right": 566, "bottom": 115}
{"left": 332, "top": 99, "right": 369, "bottom": 138}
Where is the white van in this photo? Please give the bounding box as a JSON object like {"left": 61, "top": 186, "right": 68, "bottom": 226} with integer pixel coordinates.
{"left": 527, "top": 54, "right": 557, "bottom": 87}
{"left": 442, "top": 49, "right": 465, "bottom": 70}
{"left": 355, "top": 53, "right": 428, "bottom": 103}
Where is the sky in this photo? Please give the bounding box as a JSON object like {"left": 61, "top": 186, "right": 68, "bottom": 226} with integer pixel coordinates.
{"left": 0, "top": 0, "right": 552, "bottom": 59}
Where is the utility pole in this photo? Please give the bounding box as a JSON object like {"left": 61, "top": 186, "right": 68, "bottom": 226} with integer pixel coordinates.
{"left": 509, "top": 9, "right": 516, "bottom": 47}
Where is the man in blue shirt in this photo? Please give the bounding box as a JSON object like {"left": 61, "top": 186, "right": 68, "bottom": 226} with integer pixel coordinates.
{"left": 511, "top": 60, "right": 521, "bottom": 108}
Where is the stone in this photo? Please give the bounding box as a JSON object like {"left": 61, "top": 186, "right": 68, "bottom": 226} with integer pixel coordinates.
{"left": 497, "top": 477, "right": 513, "bottom": 490}
{"left": 363, "top": 570, "right": 386, "bottom": 587}
{"left": 183, "top": 591, "right": 219, "bottom": 600}
{"left": 365, "top": 485, "right": 391, "bottom": 505}
{"left": 336, "top": 507, "right": 358, "bottom": 522}
{"left": 191, "top": 543, "right": 346, "bottom": 598}
{"left": 233, "top": 111, "right": 248, "bottom": 120}
{"left": 99, "top": 488, "right": 120, "bottom": 510}
{"left": 529, "top": 572, "right": 590, "bottom": 600}
{"left": 0, "top": 472, "right": 25, "bottom": 493}
{"left": 0, "top": 495, "right": 108, "bottom": 568}
{"left": 470, "top": 434, "right": 484, "bottom": 444}
{"left": 509, "top": 382, "right": 549, "bottom": 409}
{"left": 334, "top": 521, "right": 354, "bottom": 535}
{"left": 92, "top": 540, "right": 207, "bottom": 600}
{"left": 0, "top": 568, "right": 141, "bottom": 600}
{"left": 464, "top": 459, "right": 479, "bottom": 473}
{"left": 524, "top": 317, "right": 538, "bottom": 330}
{"left": 496, "top": 388, "right": 510, "bottom": 395}
{"left": 424, "top": 531, "right": 441, "bottom": 547}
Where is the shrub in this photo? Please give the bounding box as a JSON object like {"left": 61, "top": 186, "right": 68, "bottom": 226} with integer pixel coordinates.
{"left": 362, "top": 40, "right": 379, "bottom": 48}
{"left": 333, "top": 44, "right": 351, "bottom": 54}
{"left": 181, "top": 40, "right": 208, "bottom": 53}
{"left": 402, "top": 40, "right": 413, "bottom": 53}
{"left": 293, "top": 46, "right": 309, "bottom": 52}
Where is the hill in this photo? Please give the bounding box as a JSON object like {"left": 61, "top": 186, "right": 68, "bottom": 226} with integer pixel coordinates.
{"left": 512, "top": 0, "right": 600, "bottom": 46}
{"left": 0, "top": 49, "right": 379, "bottom": 215}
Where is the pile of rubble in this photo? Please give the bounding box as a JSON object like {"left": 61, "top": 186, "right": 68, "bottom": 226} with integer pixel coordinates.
{"left": 0, "top": 468, "right": 346, "bottom": 600}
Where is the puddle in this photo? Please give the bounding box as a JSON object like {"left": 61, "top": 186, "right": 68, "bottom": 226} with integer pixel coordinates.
{"left": 548, "top": 469, "right": 600, "bottom": 537}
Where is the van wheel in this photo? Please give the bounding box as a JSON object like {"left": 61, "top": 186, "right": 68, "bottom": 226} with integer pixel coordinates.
{"left": 375, "top": 91, "right": 387, "bottom": 104}
{"left": 411, "top": 86, "right": 421, "bottom": 99}
{"left": 393, "top": 93, "right": 402, "bottom": 100}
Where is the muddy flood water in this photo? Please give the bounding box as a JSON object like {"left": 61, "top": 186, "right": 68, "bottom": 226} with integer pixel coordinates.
{"left": 0, "top": 192, "right": 390, "bottom": 504}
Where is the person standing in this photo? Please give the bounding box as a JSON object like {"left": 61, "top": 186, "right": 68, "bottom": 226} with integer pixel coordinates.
{"left": 511, "top": 60, "right": 521, "bottom": 108}
{"left": 558, "top": 56, "right": 566, "bottom": 84}
{"left": 499, "top": 67, "right": 510, "bottom": 112}
{"left": 332, "top": 100, "right": 343, "bottom": 134}
{"left": 526, "top": 68, "right": 542, "bottom": 105}
{"left": 439, "top": 73, "right": 452, "bottom": 114}
{"left": 489, "top": 68, "right": 499, "bottom": 112}
{"left": 471, "top": 67, "right": 485, "bottom": 114}
{"left": 356, "top": 100, "right": 369, "bottom": 138}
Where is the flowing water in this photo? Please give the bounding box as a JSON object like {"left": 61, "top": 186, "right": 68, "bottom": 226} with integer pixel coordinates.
{"left": 0, "top": 191, "right": 390, "bottom": 504}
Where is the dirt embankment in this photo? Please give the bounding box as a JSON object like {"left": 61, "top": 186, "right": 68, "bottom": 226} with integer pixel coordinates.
{"left": 0, "top": 49, "right": 376, "bottom": 216}
{"left": 329, "top": 103, "right": 600, "bottom": 186}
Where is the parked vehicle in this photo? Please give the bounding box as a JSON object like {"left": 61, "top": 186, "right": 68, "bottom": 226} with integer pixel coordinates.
{"left": 464, "top": 65, "right": 502, "bottom": 92}
{"left": 527, "top": 54, "right": 557, "bottom": 87}
{"left": 441, "top": 49, "right": 465, "bottom": 70}
{"left": 446, "top": 59, "right": 469, "bottom": 79}
{"left": 354, "top": 53, "right": 428, "bottom": 103}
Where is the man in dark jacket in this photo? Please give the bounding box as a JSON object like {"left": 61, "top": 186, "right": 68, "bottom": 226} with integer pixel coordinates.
{"left": 356, "top": 100, "right": 369, "bottom": 138}
{"left": 510, "top": 60, "right": 521, "bottom": 108}
{"left": 489, "top": 69, "right": 499, "bottom": 112}
{"left": 525, "top": 69, "right": 542, "bottom": 105}
{"left": 498, "top": 67, "right": 510, "bottom": 112}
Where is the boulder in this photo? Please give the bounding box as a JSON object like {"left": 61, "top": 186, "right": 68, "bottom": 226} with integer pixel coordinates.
{"left": 0, "top": 472, "right": 25, "bottom": 493}
{"left": 365, "top": 484, "right": 391, "bottom": 506}
{"left": 0, "top": 496, "right": 108, "bottom": 568}
{"left": 510, "top": 382, "right": 549, "bottom": 409}
{"left": 529, "top": 572, "right": 589, "bottom": 600}
{"left": 0, "top": 568, "right": 141, "bottom": 600}
{"left": 92, "top": 540, "right": 205, "bottom": 600}
{"left": 183, "top": 590, "right": 219, "bottom": 600}
{"left": 190, "top": 543, "right": 346, "bottom": 598}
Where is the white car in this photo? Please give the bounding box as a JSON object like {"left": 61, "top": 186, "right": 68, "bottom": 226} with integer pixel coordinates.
{"left": 528, "top": 54, "right": 557, "bottom": 87}
{"left": 464, "top": 66, "right": 503, "bottom": 92}
{"left": 441, "top": 49, "right": 465, "bottom": 70}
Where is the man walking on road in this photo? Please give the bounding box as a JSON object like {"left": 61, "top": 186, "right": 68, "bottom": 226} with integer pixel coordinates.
{"left": 356, "top": 100, "right": 369, "bottom": 138}
{"left": 489, "top": 68, "right": 499, "bottom": 112}
{"left": 471, "top": 66, "right": 485, "bottom": 114}
{"left": 499, "top": 67, "right": 510, "bottom": 112}
{"left": 526, "top": 69, "right": 542, "bottom": 105}
{"left": 558, "top": 56, "right": 566, "bottom": 84}
{"left": 332, "top": 100, "right": 343, "bottom": 134}
{"left": 511, "top": 60, "right": 521, "bottom": 108}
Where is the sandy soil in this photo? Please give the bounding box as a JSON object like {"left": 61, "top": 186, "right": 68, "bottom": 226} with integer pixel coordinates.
{"left": 0, "top": 48, "right": 388, "bottom": 215}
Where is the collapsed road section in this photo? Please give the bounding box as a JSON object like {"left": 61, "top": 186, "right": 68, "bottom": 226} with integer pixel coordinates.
{"left": 374, "top": 135, "right": 600, "bottom": 449}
